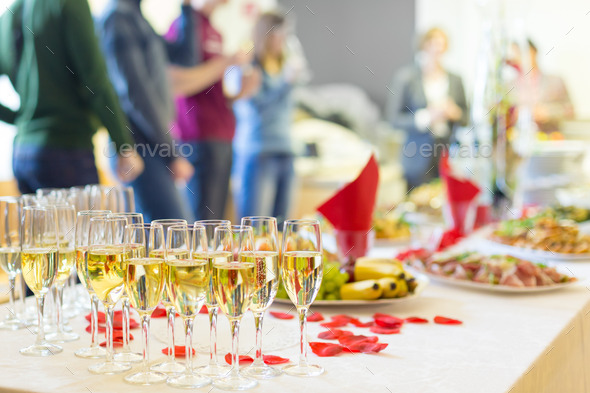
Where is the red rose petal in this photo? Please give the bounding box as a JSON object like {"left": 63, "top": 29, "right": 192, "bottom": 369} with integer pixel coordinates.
{"left": 320, "top": 320, "right": 349, "bottom": 328}
{"left": 338, "top": 335, "right": 379, "bottom": 347}
{"left": 434, "top": 316, "right": 463, "bottom": 325}
{"left": 112, "top": 330, "right": 134, "bottom": 341}
{"left": 369, "top": 325, "right": 401, "bottom": 335}
{"left": 151, "top": 306, "right": 168, "bottom": 318}
{"left": 309, "top": 342, "right": 344, "bottom": 357}
{"left": 344, "top": 342, "right": 389, "bottom": 353}
{"left": 85, "top": 324, "right": 106, "bottom": 334}
{"left": 113, "top": 318, "right": 139, "bottom": 330}
{"left": 405, "top": 317, "right": 428, "bottom": 324}
{"left": 373, "top": 313, "right": 404, "bottom": 328}
{"left": 307, "top": 312, "right": 325, "bottom": 322}
{"left": 99, "top": 340, "right": 124, "bottom": 347}
{"left": 331, "top": 314, "right": 353, "bottom": 323}
{"left": 199, "top": 305, "right": 209, "bottom": 314}
{"left": 317, "top": 329, "right": 354, "bottom": 340}
{"left": 350, "top": 318, "right": 374, "bottom": 328}
{"left": 269, "top": 311, "right": 294, "bottom": 320}
{"left": 162, "top": 346, "right": 195, "bottom": 357}
{"left": 262, "top": 355, "right": 290, "bottom": 365}
{"left": 224, "top": 353, "right": 254, "bottom": 365}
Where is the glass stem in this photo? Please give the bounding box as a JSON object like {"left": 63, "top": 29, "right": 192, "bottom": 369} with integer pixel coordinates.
{"left": 122, "top": 297, "right": 131, "bottom": 350}
{"left": 105, "top": 305, "right": 114, "bottom": 363}
{"left": 252, "top": 312, "right": 264, "bottom": 366}
{"left": 166, "top": 306, "right": 176, "bottom": 360}
{"left": 7, "top": 275, "right": 16, "bottom": 321}
{"left": 35, "top": 295, "right": 45, "bottom": 345}
{"left": 19, "top": 272, "right": 27, "bottom": 318}
{"left": 230, "top": 318, "right": 241, "bottom": 378}
{"left": 298, "top": 308, "right": 309, "bottom": 368}
{"left": 208, "top": 307, "right": 218, "bottom": 365}
{"left": 56, "top": 285, "right": 65, "bottom": 333}
{"left": 184, "top": 317, "right": 194, "bottom": 375}
{"left": 90, "top": 295, "right": 99, "bottom": 347}
{"left": 141, "top": 314, "right": 150, "bottom": 373}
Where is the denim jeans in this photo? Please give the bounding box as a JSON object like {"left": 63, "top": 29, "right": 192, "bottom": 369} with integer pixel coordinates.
{"left": 12, "top": 145, "right": 99, "bottom": 194}
{"left": 109, "top": 146, "right": 194, "bottom": 222}
{"left": 232, "top": 153, "right": 295, "bottom": 224}
{"left": 184, "top": 141, "right": 233, "bottom": 221}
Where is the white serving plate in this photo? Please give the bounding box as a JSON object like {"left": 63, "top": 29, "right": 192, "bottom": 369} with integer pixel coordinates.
{"left": 481, "top": 238, "right": 590, "bottom": 262}
{"left": 273, "top": 272, "right": 429, "bottom": 307}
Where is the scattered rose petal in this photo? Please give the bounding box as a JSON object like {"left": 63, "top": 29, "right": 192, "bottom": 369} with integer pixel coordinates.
{"left": 85, "top": 324, "right": 106, "bottom": 334}
{"left": 262, "top": 355, "right": 290, "bottom": 365}
{"left": 162, "top": 346, "right": 195, "bottom": 357}
{"left": 307, "top": 312, "right": 325, "bottom": 322}
{"left": 309, "top": 342, "right": 344, "bottom": 357}
{"left": 224, "top": 353, "right": 254, "bottom": 365}
{"left": 434, "top": 316, "right": 463, "bottom": 325}
{"left": 405, "top": 317, "right": 428, "bottom": 324}
{"left": 199, "top": 305, "right": 209, "bottom": 314}
{"left": 99, "top": 340, "right": 124, "bottom": 348}
{"left": 112, "top": 330, "right": 133, "bottom": 341}
{"left": 151, "top": 307, "right": 167, "bottom": 318}
{"left": 317, "top": 329, "right": 353, "bottom": 340}
{"left": 85, "top": 310, "right": 124, "bottom": 324}
{"left": 350, "top": 318, "right": 374, "bottom": 328}
{"left": 338, "top": 335, "right": 379, "bottom": 347}
{"left": 320, "top": 320, "right": 349, "bottom": 328}
{"left": 269, "top": 311, "right": 295, "bottom": 320}
{"left": 331, "top": 314, "right": 354, "bottom": 323}
{"left": 369, "top": 325, "right": 401, "bottom": 335}
{"left": 344, "top": 342, "right": 388, "bottom": 353}
{"left": 373, "top": 313, "right": 404, "bottom": 328}
{"left": 113, "top": 318, "right": 139, "bottom": 330}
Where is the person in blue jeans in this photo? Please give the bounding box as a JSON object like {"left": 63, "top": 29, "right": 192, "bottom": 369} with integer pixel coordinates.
{"left": 231, "top": 12, "right": 299, "bottom": 224}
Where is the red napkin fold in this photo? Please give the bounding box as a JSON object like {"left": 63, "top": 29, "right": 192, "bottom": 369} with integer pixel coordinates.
{"left": 317, "top": 154, "right": 379, "bottom": 231}
{"left": 439, "top": 154, "right": 480, "bottom": 235}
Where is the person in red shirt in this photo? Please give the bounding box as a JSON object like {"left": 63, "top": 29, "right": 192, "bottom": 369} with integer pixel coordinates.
{"left": 167, "top": 0, "right": 260, "bottom": 220}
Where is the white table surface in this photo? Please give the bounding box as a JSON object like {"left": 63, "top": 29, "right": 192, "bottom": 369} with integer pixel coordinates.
{"left": 1, "top": 242, "right": 590, "bottom": 393}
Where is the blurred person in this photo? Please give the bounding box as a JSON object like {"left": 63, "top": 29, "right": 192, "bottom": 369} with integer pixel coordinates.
{"left": 509, "top": 39, "right": 574, "bottom": 133}
{"left": 97, "top": 0, "right": 241, "bottom": 222}
{"left": 167, "top": 0, "right": 261, "bottom": 221}
{"left": 386, "top": 27, "right": 468, "bottom": 189}
{"left": 0, "top": 0, "right": 143, "bottom": 194}
{"left": 231, "top": 12, "right": 298, "bottom": 224}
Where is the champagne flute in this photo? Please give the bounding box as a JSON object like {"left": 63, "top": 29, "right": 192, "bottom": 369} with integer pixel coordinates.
{"left": 240, "top": 216, "right": 281, "bottom": 379}
{"left": 74, "top": 210, "right": 111, "bottom": 359}
{"left": 281, "top": 219, "right": 324, "bottom": 377}
{"left": 19, "top": 206, "right": 62, "bottom": 356}
{"left": 212, "top": 225, "right": 257, "bottom": 390}
{"left": 166, "top": 225, "right": 211, "bottom": 388}
{"left": 150, "top": 218, "right": 187, "bottom": 374}
{"left": 17, "top": 194, "right": 39, "bottom": 324}
{"left": 112, "top": 212, "right": 144, "bottom": 363}
{"left": 46, "top": 204, "right": 79, "bottom": 343}
{"left": 195, "top": 219, "right": 231, "bottom": 377}
{"left": 0, "top": 197, "right": 26, "bottom": 330}
{"left": 123, "top": 223, "right": 167, "bottom": 385}
{"left": 86, "top": 216, "right": 131, "bottom": 374}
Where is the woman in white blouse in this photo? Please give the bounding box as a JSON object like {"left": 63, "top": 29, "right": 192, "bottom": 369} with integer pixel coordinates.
{"left": 387, "top": 27, "right": 468, "bottom": 189}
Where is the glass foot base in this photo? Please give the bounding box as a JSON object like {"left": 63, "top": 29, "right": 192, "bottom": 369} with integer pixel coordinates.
{"left": 0, "top": 318, "right": 27, "bottom": 331}
{"left": 114, "top": 351, "right": 143, "bottom": 363}
{"left": 88, "top": 361, "right": 131, "bottom": 375}
{"left": 75, "top": 346, "right": 106, "bottom": 359}
{"left": 242, "top": 363, "right": 282, "bottom": 379}
{"left": 283, "top": 364, "right": 324, "bottom": 377}
{"left": 213, "top": 374, "right": 258, "bottom": 391}
{"left": 167, "top": 373, "right": 212, "bottom": 389}
{"left": 46, "top": 331, "right": 79, "bottom": 343}
{"left": 124, "top": 370, "right": 167, "bottom": 385}
{"left": 195, "top": 363, "right": 231, "bottom": 378}
{"left": 20, "top": 342, "right": 63, "bottom": 357}
{"left": 150, "top": 359, "right": 185, "bottom": 374}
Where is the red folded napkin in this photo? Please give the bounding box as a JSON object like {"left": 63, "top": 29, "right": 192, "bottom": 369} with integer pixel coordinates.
{"left": 439, "top": 154, "right": 480, "bottom": 235}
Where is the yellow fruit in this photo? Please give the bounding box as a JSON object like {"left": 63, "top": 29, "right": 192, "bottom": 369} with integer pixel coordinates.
{"left": 354, "top": 257, "right": 404, "bottom": 281}
{"left": 340, "top": 280, "right": 382, "bottom": 300}
{"left": 395, "top": 278, "right": 408, "bottom": 298}
{"left": 377, "top": 278, "right": 399, "bottom": 298}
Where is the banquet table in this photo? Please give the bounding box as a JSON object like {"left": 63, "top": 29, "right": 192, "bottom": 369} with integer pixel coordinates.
{"left": 1, "top": 243, "right": 590, "bottom": 393}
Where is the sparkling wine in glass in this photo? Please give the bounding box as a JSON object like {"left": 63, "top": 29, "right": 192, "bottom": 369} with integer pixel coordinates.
{"left": 212, "top": 225, "right": 258, "bottom": 390}
{"left": 194, "top": 219, "right": 232, "bottom": 377}
{"left": 166, "top": 224, "right": 212, "bottom": 388}
{"left": 150, "top": 218, "right": 188, "bottom": 374}
{"left": 74, "top": 210, "right": 111, "bottom": 359}
{"left": 123, "top": 223, "right": 167, "bottom": 385}
{"left": 19, "top": 206, "right": 62, "bottom": 356}
{"left": 281, "top": 219, "right": 324, "bottom": 377}
{"left": 240, "top": 216, "right": 282, "bottom": 379}
{"left": 0, "top": 197, "right": 26, "bottom": 331}
{"left": 86, "top": 216, "right": 131, "bottom": 374}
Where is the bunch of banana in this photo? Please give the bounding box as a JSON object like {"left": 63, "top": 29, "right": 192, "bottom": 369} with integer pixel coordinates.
{"left": 340, "top": 257, "right": 418, "bottom": 300}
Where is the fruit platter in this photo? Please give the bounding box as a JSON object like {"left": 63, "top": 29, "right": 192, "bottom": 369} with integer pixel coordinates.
{"left": 275, "top": 257, "right": 428, "bottom": 306}
{"left": 402, "top": 249, "right": 578, "bottom": 293}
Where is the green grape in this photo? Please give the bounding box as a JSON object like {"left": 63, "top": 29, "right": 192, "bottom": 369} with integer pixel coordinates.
{"left": 324, "top": 281, "right": 337, "bottom": 293}
{"left": 325, "top": 293, "right": 339, "bottom": 301}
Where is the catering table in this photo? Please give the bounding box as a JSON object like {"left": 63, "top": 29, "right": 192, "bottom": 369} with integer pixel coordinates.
{"left": 1, "top": 244, "right": 590, "bottom": 393}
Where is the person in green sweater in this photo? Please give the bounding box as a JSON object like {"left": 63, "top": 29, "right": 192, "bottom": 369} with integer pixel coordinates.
{"left": 0, "top": 0, "right": 143, "bottom": 193}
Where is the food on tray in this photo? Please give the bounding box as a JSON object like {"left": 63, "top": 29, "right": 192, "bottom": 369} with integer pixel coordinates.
{"left": 538, "top": 205, "right": 590, "bottom": 223}
{"left": 491, "top": 216, "right": 590, "bottom": 254}
{"left": 277, "top": 260, "right": 349, "bottom": 301}
{"left": 406, "top": 251, "right": 576, "bottom": 288}
{"left": 406, "top": 179, "right": 444, "bottom": 216}
{"left": 372, "top": 212, "right": 410, "bottom": 240}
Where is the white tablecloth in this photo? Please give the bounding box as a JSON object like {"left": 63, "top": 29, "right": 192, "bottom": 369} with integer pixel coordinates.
{"left": 1, "top": 244, "right": 590, "bottom": 393}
